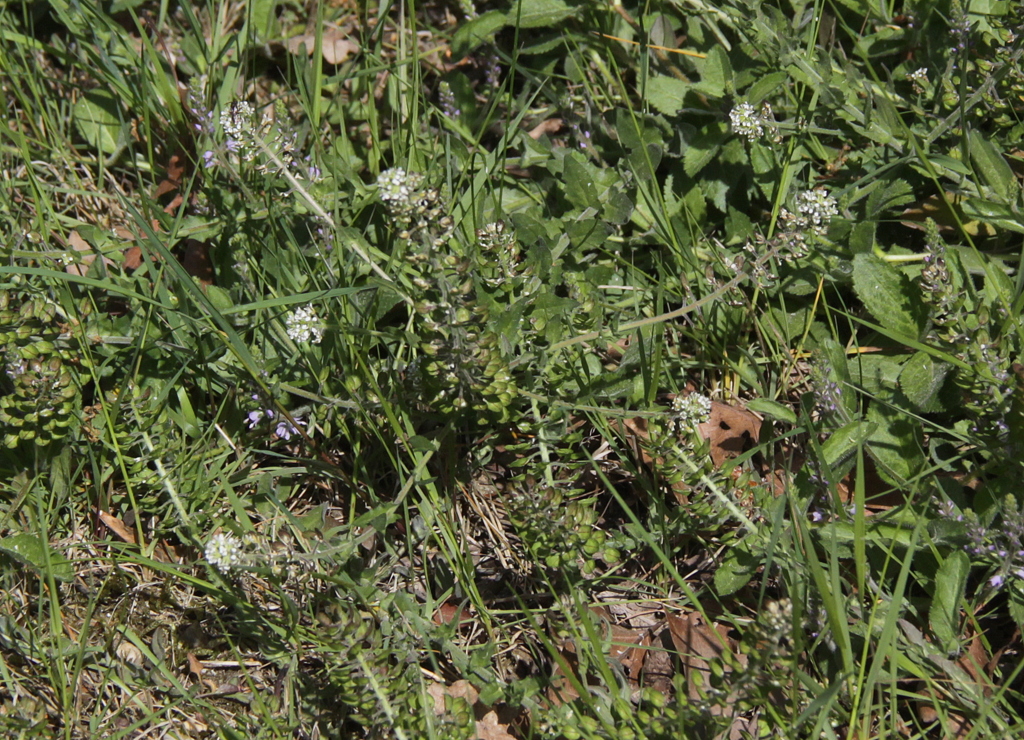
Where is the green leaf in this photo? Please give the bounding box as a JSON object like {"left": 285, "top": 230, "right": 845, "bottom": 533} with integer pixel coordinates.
{"left": 865, "top": 400, "right": 924, "bottom": 485}
{"left": 746, "top": 72, "right": 787, "bottom": 103}
{"left": 451, "top": 10, "right": 506, "bottom": 56}
{"left": 683, "top": 124, "right": 726, "bottom": 177}
{"left": 1009, "top": 582, "right": 1024, "bottom": 631}
{"left": 764, "top": 306, "right": 807, "bottom": 343}
{"left": 929, "top": 550, "right": 968, "bottom": 654}
{"left": 73, "top": 90, "right": 125, "bottom": 155}
{"left": 923, "top": 153, "right": 973, "bottom": 178}
{"left": 820, "top": 420, "right": 875, "bottom": 470}
{"left": 969, "top": 130, "right": 1018, "bottom": 203}
{"left": 645, "top": 75, "right": 690, "bottom": 116}
{"left": 865, "top": 178, "right": 915, "bottom": 219}
{"left": 981, "top": 256, "right": 1018, "bottom": 309}
{"left": 566, "top": 218, "right": 609, "bottom": 251}
{"left": 713, "top": 544, "right": 760, "bottom": 596}
{"left": 851, "top": 253, "right": 925, "bottom": 340}
{"left": 849, "top": 220, "right": 876, "bottom": 254}
{"left": 247, "top": 0, "right": 278, "bottom": 40}
{"left": 509, "top": 0, "right": 576, "bottom": 28}
{"left": 602, "top": 186, "right": 634, "bottom": 224}
{"left": 960, "top": 197, "right": 1024, "bottom": 234}
{"left": 818, "top": 337, "right": 857, "bottom": 418}
{"left": 746, "top": 398, "right": 797, "bottom": 425}
{"left": 694, "top": 45, "right": 730, "bottom": 98}
{"left": 0, "top": 534, "right": 73, "bottom": 582}
{"left": 899, "top": 351, "right": 951, "bottom": 412}
{"left": 563, "top": 153, "right": 600, "bottom": 210}
{"left": 811, "top": 518, "right": 917, "bottom": 557}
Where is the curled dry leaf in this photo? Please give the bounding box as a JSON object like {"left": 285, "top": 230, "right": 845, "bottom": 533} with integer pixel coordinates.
{"left": 432, "top": 601, "right": 474, "bottom": 627}
{"left": 285, "top": 29, "right": 359, "bottom": 65}
{"left": 115, "top": 639, "right": 144, "bottom": 666}
{"left": 528, "top": 118, "right": 563, "bottom": 139}
{"left": 546, "top": 639, "right": 582, "bottom": 705}
{"left": 666, "top": 610, "right": 756, "bottom": 740}
{"left": 98, "top": 509, "right": 135, "bottom": 544}
{"left": 187, "top": 652, "right": 204, "bottom": 680}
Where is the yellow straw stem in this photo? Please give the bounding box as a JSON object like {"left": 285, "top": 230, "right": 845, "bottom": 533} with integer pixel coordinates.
{"left": 595, "top": 32, "right": 707, "bottom": 59}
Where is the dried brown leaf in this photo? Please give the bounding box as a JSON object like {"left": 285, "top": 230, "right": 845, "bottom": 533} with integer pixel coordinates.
{"left": 427, "top": 682, "right": 447, "bottom": 714}
{"left": 123, "top": 245, "right": 143, "bottom": 270}
{"left": 699, "top": 401, "right": 761, "bottom": 468}
{"left": 154, "top": 152, "right": 186, "bottom": 199}
{"left": 449, "top": 679, "right": 480, "bottom": 705}
{"left": 180, "top": 238, "right": 214, "bottom": 286}
{"left": 285, "top": 30, "right": 359, "bottom": 65}
{"left": 475, "top": 710, "right": 516, "bottom": 740}
{"left": 627, "top": 628, "right": 675, "bottom": 695}
{"left": 546, "top": 640, "right": 582, "bottom": 705}
{"left": 528, "top": 118, "right": 563, "bottom": 139}
{"left": 187, "top": 652, "right": 204, "bottom": 679}
{"left": 433, "top": 602, "right": 473, "bottom": 627}
{"left": 65, "top": 230, "right": 117, "bottom": 276}
{"left": 98, "top": 509, "right": 135, "bottom": 544}
{"left": 666, "top": 610, "right": 746, "bottom": 703}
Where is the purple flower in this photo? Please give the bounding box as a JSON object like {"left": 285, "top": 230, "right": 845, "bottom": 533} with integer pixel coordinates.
{"left": 274, "top": 418, "right": 304, "bottom": 440}
{"left": 990, "top": 574, "right": 1005, "bottom": 589}
{"left": 246, "top": 407, "right": 275, "bottom": 429}
{"left": 203, "top": 150, "right": 216, "bottom": 168}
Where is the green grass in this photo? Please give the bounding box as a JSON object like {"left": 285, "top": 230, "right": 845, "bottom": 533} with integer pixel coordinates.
{"left": 2, "top": 0, "right": 1024, "bottom": 738}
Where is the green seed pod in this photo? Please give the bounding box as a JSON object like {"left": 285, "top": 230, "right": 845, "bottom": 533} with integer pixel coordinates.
{"left": 602, "top": 547, "right": 621, "bottom": 564}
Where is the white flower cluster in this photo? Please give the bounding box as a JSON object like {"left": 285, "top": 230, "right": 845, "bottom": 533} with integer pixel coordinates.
{"left": 220, "top": 102, "right": 265, "bottom": 161}
{"left": 218, "top": 101, "right": 318, "bottom": 180}
{"left": 205, "top": 533, "right": 244, "bottom": 574}
{"left": 377, "top": 168, "right": 425, "bottom": 210}
{"left": 794, "top": 188, "right": 838, "bottom": 233}
{"left": 729, "top": 102, "right": 775, "bottom": 142}
{"left": 376, "top": 168, "right": 451, "bottom": 247}
{"left": 907, "top": 67, "right": 929, "bottom": 94}
{"left": 285, "top": 306, "right": 324, "bottom": 344}
{"left": 671, "top": 393, "right": 712, "bottom": 429}
{"left": 729, "top": 103, "right": 763, "bottom": 140}
{"left": 762, "top": 598, "right": 793, "bottom": 634}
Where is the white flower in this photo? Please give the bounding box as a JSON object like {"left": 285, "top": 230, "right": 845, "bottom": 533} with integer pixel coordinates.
{"left": 729, "top": 102, "right": 764, "bottom": 141}
{"left": 285, "top": 306, "right": 324, "bottom": 344}
{"left": 205, "top": 533, "right": 243, "bottom": 574}
{"left": 672, "top": 393, "right": 712, "bottom": 428}
{"left": 220, "top": 101, "right": 255, "bottom": 140}
{"left": 377, "top": 168, "right": 424, "bottom": 209}
{"left": 795, "top": 188, "right": 838, "bottom": 232}
{"left": 907, "top": 67, "right": 929, "bottom": 94}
